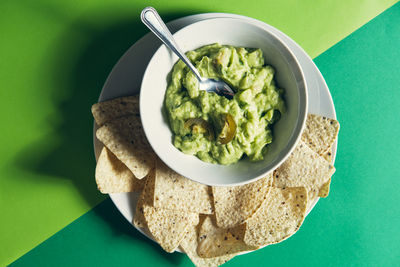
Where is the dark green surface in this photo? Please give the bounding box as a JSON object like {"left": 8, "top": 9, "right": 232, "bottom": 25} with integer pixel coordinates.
{"left": 10, "top": 3, "right": 400, "bottom": 266}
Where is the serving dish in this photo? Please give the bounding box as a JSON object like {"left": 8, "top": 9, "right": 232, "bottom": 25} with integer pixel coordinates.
{"left": 93, "top": 12, "right": 337, "bottom": 251}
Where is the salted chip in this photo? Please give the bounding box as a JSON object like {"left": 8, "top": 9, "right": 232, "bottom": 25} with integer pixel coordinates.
{"left": 153, "top": 159, "right": 213, "bottom": 214}
{"left": 273, "top": 140, "right": 335, "bottom": 209}
{"left": 301, "top": 114, "right": 340, "bottom": 156}
{"left": 303, "top": 117, "right": 336, "bottom": 197}
{"left": 302, "top": 114, "right": 337, "bottom": 196}
{"left": 302, "top": 116, "right": 335, "bottom": 198}
{"left": 143, "top": 205, "right": 199, "bottom": 253}
{"left": 95, "top": 147, "right": 144, "bottom": 193}
{"left": 91, "top": 95, "right": 139, "bottom": 126}
{"left": 133, "top": 168, "right": 156, "bottom": 229}
{"left": 180, "top": 224, "right": 235, "bottom": 267}
{"left": 318, "top": 178, "right": 331, "bottom": 198}
{"left": 197, "top": 216, "right": 257, "bottom": 258}
{"left": 320, "top": 152, "right": 333, "bottom": 197}
{"left": 212, "top": 173, "right": 272, "bottom": 228}
{"left": 134, "top": 170, "right": 199, "bottom": 252}
{"left": 244, "top": 187, "right": 307, "bottom": 247}
{"left": 96, "top": 115, "right": 155, "bottom": 179}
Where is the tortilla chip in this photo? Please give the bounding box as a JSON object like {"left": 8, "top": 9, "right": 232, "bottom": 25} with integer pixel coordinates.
{"left": 212, "top": 173, "right": 272, "bottom": 228}
{"left": 301, "top": 114, "right": 340, "bottom": 156}
{"left": 318, "top": 178, "right": 331, "bottom": 198}
{"left": 91, "top": 95, "right": 139, "bottom": 126}
{"left": 244, "top": 187, "right": 307, "bottom": 247}
{"left": 143, "top": 205, "right": 199, "bottom": 253}
{"left": 95, "top": 147, "right": 144, "bottom": 193}
{"left": 133, "top": 169, "right": 199, "bottom": 252}
{"left": 180, "top": 224, "right": 235, "bottom": 267}
{"left": 273, "top": 140, "right": 335, "bottom": 210}
{"left": 197, "top": 216, "right": 257, "bottom": 258}
{"left": 96, "top": 115, "right": 155, "bottom": 179}
{"left": 302, "top": 116, "right": 336, "bottom": 197}
{"left": 133, "top": 168, "right": 156, "bottom": 229}
{"left": 153, "top": 159, "right": 213, "bottom": 214}
{"left": 320, "top": 151, "right": 333, "bottom": 198}
{"left": 302, "top": 114, "right": 337, "bottom": 196}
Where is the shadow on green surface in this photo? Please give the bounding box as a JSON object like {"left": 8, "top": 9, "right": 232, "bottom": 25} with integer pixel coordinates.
{"left": 10, "top": 197, "right": 186, "bottom": 266}
{"left": 15, "top": 3, "right": 195, "bottom": 205}
{"left": 13, "top": 2, "right": 201, "bottom": 261}
{"left": 91, "top": 198, "right": 186, "bottom": 266}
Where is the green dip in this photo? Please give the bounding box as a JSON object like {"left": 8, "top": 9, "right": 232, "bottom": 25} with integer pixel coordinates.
{"left": 165, "top": 43, "right": 285, "bottom": 165}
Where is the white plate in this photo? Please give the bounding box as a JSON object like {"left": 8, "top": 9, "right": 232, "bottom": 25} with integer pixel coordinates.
{"left": 94, "top": 13, "right": 337, "bottom": 252}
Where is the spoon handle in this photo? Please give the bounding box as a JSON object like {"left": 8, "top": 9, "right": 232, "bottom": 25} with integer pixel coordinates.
{"left": 141, "top": 7, "right": 203, "bottom": 82}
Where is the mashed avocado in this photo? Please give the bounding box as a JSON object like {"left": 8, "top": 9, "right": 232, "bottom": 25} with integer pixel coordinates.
{"left": 165, "top": 43, "right": 285, "bottom": 165}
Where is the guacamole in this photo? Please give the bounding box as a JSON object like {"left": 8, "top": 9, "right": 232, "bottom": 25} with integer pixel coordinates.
{"left": 165, "top": 43, "right": 285, "bottom": 165}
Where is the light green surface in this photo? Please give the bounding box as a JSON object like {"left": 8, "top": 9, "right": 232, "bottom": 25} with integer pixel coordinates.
{"left": 0, "top": 0, "right": 396, "bottom": 266}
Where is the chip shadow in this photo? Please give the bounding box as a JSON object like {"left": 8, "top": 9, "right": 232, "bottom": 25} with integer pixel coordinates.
{"left": 93, "top": 197, "right": 186, "bottom": 265}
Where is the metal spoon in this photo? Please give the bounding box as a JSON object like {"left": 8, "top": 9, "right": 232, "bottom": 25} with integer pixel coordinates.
{"left": 140, "top": 7, "right": 235, "bottom": 99}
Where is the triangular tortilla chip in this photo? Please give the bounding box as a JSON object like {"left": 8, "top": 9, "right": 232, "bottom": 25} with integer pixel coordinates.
{"left": 318, "top": 178, "right": 331, "bottom": 198}
{"left": 301, "top": 114, "right": 340, "bottom": 156}
{"left": 197, "top": 216, "right": 257, "bottom": 258}
{"left": 244, "top": 187, "right": 307, "bottom": 247}
{"left": 133, "top": 168, "right": 156, "bottom": 229}
{"left": 301, "top": 114, "right": 337, "bottom": 197}
{"left": 180, "top": 224, "right": 235, "bottom": 267}
{"left": 321, "top": 151, "right": 333, "bottom": 197}
{"left": 212, "top": 173, "right": 272, "bottom": 228}
{"left": 133, "top": 168, "right": 199, "bottom": 253}
{"left": 96, "top": 115, "right": 155, "bottom": 179}
{"left": 91, "top": 95, "right": 139, "bottom": 126}
{"left": 153, "top": 159, "right": 213, "bottom": 214}
{"left": 273, "top": 140, "right": 335, "bottom": 210}
{"left": 143, "top": 205, "right": 199, "bottom": 253}
{"left": 95, "top": 147, "right": 144, "bottom": 193}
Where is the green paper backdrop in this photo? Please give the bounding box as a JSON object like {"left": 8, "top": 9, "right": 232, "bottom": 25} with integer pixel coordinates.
{"left": 1, "top": 0, "right": 398, "bottom": 266}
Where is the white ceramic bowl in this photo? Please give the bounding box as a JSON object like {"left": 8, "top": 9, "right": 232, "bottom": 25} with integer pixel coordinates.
{"left": 140, "top": 17, "right": 307, "bottom": 186}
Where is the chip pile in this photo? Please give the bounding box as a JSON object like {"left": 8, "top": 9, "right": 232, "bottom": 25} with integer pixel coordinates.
{"left": 92, "top": 95, "right": 340, "bottom": 267}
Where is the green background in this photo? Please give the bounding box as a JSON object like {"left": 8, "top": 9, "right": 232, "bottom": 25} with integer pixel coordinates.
{"left": 1, "top": 0, "right": 399, "bottom": 266}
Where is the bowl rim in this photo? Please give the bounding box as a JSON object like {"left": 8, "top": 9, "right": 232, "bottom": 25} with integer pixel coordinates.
{"left": 140, "top": 16, "right": 308, "bottom": 186}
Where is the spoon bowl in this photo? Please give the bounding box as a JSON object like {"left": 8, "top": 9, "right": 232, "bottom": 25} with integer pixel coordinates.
{"left": 198, "top": 78, "right": 234, "bottom": 99}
